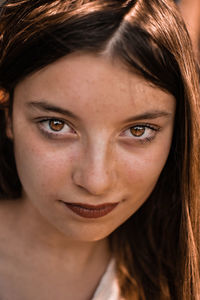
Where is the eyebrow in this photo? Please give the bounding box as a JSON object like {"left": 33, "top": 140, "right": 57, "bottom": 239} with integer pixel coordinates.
{"left": 27, "top": 101, "right": 81, "bottom": 121}
{"left": 27, "top": 100, "right": 172, "bottom": 122}
{"left": 125, "top": 111, "right": 172, "bottom": 122}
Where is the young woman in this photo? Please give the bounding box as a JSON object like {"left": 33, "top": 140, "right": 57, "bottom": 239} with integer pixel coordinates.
{"left": 0, "top": 0, "right": 199, "bottom": 299}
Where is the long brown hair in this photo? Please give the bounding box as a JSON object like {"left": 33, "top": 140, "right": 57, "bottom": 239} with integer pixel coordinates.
{"left": 0, "top": 0, "right": 199, "bottom": 299}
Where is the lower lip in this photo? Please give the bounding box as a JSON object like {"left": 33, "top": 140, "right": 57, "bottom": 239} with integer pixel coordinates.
{"left": 61, "top": 202, "right": 119, "bottom": 218}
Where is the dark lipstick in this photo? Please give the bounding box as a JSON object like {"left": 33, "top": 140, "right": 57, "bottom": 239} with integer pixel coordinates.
{"left": 61, "top": 201, "right": 119, "bottom": 218}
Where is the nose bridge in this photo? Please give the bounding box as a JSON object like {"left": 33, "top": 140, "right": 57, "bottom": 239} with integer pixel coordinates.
{"left": 72, "top": 135, "right": 114, "bottom": 195}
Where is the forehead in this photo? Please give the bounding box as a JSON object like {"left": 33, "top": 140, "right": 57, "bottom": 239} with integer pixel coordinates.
{"left": 14, "top": 53, "right": 176, "bottom": 120}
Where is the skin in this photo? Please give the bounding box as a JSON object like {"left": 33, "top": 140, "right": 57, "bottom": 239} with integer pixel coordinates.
{"left": 0, "top": 53, "right": 175, "bottom": 300}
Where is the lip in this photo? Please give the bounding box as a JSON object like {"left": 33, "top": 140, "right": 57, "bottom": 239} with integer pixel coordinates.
{"left": 60, "top": 201, "right": 119, "bottom": 218}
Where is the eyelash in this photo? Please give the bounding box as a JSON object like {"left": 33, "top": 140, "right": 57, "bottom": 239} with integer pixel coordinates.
{"left": 37, "top": 118, "right": 160, "bottom": 144}
{"left": 121, "top": 124, "right": 160, "bottom": 144}
{"left": 37, "top": 118, "right": 76, "bottom": 138}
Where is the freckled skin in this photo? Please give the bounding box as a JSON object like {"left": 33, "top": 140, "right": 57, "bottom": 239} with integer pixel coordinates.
{"left": 11, "top": 53, "right": 176, "bottom": 242}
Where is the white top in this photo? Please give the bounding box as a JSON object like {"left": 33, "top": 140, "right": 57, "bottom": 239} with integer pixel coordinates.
{"left": 92, "top": 259, "right": 123, "bottom": 300}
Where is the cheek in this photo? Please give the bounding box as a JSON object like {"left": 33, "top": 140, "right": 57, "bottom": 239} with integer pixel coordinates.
{"left": 120, "top": 142, "right": 171, "bottom": 197}
{"left": 112, "top": 143, "right": 172, "bottom": 224}
{"left": 13, "top": 134, "right": 77, "bottom": 196}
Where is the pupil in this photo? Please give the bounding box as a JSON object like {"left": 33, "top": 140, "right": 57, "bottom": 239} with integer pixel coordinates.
{"left": 130, "top": 126, "right": 145, "bottom": 137}
{"left": 49, "top": 120, "right": 64, "bottom": 131}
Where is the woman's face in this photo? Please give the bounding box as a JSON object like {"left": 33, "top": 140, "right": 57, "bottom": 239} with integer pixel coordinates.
{"left": 10, "top": 53, "right": 175, "bottom": 241}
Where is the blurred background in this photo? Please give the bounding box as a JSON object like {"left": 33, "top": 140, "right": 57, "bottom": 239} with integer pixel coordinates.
{"left": 175, "top": 0, "right": 200, "bottom": 62}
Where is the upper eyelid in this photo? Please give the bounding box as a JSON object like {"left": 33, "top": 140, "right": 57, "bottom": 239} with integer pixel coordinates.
{"left": 36, "top": 116, "right": 160, "bottom": 126}
{"left": 37, "top": 117, "right": 75, "bottom": 129}
{"left": 37, "top": 117, "right": 160, "bottom": 133}
{"left": 123, "top": 118, "right": 162, "bottom": 127}
{"left": 123, "top": 123, "right": 160, "bottom": 132}
{"left": 37, "top": 116, "right": 69, "bottom": 122}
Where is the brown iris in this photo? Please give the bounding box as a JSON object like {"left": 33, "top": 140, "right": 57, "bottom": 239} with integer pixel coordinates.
{"left": 130, "top": 126, "right": 145, "bottom": 137}
{"left": 49, "top": 120, "right": 64, "bottom": 131}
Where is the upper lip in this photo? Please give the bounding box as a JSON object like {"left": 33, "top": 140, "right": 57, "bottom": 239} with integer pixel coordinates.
{"left": 59, "top": 201, "right": 119, "bottom": 209}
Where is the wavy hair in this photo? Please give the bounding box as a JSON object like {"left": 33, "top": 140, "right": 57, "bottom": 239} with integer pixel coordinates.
{"left": 0, "top": 0, "right": 199, "bottom": 299}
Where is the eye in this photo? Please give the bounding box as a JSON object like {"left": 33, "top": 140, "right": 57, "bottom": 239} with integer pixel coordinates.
{"left": 38, "top": 118, "right": 76, "bottom": 138}
{"left": 48, "top": 119, "right": 68, "bottom": 132}
{"left": 121, "top": 124, "right": 160, "bottom": 143}
{"left": 130, "top": 126, "right": 145, "bottom": 137}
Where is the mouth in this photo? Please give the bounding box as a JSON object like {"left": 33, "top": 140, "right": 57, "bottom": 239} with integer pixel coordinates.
{"left": 59, "top": 201, "right": 119, "bottom": 218}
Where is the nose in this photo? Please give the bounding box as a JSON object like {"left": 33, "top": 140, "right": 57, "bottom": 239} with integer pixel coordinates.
{"left": 72, "top": 141, "right": 115, "bottom": 196}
